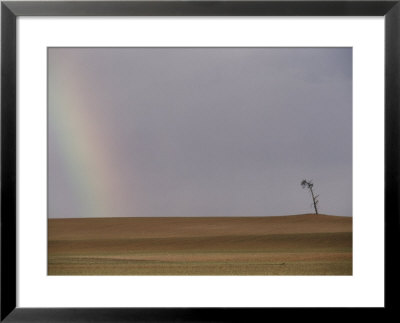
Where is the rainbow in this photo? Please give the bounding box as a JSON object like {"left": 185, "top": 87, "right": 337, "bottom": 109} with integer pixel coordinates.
{"left": 49, "top": 55, "right": 129, "bottom": 218}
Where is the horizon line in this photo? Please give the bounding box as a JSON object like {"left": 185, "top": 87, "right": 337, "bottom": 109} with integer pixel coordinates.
{"left": 48, "top": 213, "right": 352, "bottom": 220}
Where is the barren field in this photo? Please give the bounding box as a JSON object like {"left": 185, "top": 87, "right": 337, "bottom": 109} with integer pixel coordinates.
{"left": 48, "top": 214, "right": 352, "bottom": 275}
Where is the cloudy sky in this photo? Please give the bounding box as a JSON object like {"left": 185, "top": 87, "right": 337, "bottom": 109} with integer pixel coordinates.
{"left": 48, "top": 47, "right": 352, "bottom": 218}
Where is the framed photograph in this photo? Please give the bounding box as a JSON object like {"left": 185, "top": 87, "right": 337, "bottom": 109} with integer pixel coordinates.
{"left": 1, "top": 0, "right": 398, "bottom": 321}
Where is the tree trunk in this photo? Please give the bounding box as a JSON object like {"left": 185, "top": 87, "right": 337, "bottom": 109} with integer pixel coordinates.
{"left": 309, "top": 187, "right": 319, "bottom": 215}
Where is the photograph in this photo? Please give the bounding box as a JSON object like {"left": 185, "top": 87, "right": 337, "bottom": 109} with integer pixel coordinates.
{"left": 2, "top": 0, "right": 398, "bottom": 320}
{"left": 47, "top": 47, "right": 353, "bottom": 276}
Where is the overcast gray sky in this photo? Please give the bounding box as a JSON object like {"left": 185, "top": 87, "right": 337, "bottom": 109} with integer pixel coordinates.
{"left": 48, "top": 47, "right": 352, "bottom": 218}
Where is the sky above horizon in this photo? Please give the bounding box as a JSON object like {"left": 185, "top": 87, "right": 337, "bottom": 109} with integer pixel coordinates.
{"left": 48, "top": 47, "right": 352, "bottom": 218}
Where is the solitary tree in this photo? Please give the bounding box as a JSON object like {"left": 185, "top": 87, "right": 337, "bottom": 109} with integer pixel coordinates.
{"left": 301, "top": 179, "right": 319, "bottom": 215}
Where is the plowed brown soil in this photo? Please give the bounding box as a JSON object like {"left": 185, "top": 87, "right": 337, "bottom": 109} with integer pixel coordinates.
{"left": 48, "top": 214, "right": 352, "bottom": 275}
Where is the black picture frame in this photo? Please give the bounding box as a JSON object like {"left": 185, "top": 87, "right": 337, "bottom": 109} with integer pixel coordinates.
{"left": 1, "top": 1, "right": 399, "bottom": 321}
